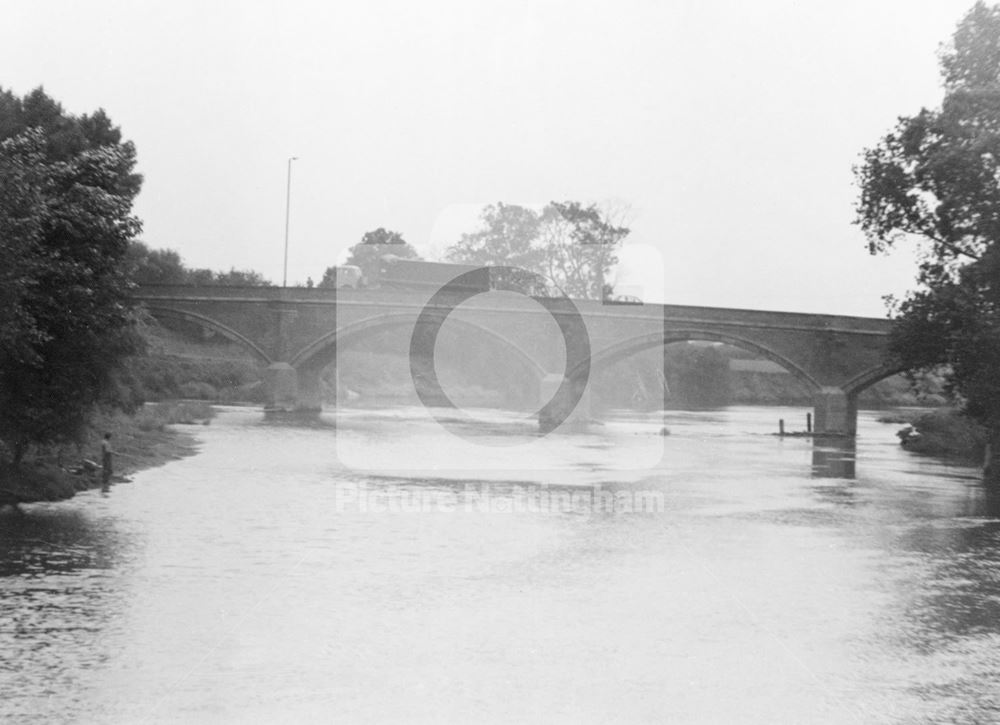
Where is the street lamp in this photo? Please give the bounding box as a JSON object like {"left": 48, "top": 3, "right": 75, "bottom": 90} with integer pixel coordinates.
{"left": 283, "top": 156, "right": 298, "bottom": 287}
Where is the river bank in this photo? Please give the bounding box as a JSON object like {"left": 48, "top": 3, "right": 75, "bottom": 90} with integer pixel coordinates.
{"left": 883, "top": 407, "right": 988, "bottom": 463}
{"left": 0, "top": 401, "right": 211, "bottom": 507}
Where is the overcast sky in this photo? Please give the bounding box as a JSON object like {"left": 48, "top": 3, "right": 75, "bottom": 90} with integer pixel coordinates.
{"left": 1, "top": 0, "right": 981, "bottom": 316}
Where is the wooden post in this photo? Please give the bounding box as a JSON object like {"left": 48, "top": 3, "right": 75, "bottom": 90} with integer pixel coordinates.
{"left": 806, "top": 413, "right": 812, "bottom": 433}
{"left": 779, "top": 419, "right": 785, "bottom": 436}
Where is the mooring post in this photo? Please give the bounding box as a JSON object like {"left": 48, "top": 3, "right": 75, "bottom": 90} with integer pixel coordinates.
{"left": 806, "top": 412, "right": 812, "bottom": 433}
{"left": 779, "top": 419, "right": 785, "bottom": 436}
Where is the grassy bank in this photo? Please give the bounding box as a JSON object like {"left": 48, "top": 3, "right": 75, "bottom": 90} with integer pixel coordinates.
{"left": 0, "top": 401, "right": 211, "bottom": 507}
{"left": 887, "top": 408, "right": 988, "bottom": 463}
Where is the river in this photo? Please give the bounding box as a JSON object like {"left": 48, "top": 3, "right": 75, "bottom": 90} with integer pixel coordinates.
{"left": 2, "top": 405, "right": 999, "bottom": 724}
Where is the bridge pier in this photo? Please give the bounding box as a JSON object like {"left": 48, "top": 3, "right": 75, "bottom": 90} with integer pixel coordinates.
{"left": 264, "top": 363, "right": 323, "bottom": 416}
{"left": 264, "top": 363, "right": 298, "bottom": 412}
{"left": 812, "top": 387, "right": 857, "bottom": 436}
{"left": 538, "top": 374, "right": 591, "bottom": 433}
{"left": 295, "top": 367, "right": 324, "bottom": 413}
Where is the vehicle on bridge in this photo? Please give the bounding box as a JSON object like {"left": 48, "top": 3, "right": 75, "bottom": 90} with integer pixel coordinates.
{"left": 375, "top": 257, "right": 491, "bottom": 293}
{"left": 606, "top": 294, "right": 644, "bottom": 305}
{"left": 329, "top": 265, "right": 362, "bottom": 288}
{"left": 373, "top": 257, "right": 566, "bottom": 297}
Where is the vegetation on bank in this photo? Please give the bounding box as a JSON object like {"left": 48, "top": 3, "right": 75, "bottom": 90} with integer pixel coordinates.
{"left": 855, "top": 2, "right": 1000, "bottom": 483}
{"left": 885, "top": 409, "right": 989, "bottom": 463}
{"left": 0, "top": 89, "right": 238, "bottom": 508}
{"left": 0, "top": 88, "right": 144, "bottom": 466}
{"left": 0, "top": 402, "right": 207, "bottom": 506}
{"left": 129, "top": 354, "right": 266, "bottom": 404}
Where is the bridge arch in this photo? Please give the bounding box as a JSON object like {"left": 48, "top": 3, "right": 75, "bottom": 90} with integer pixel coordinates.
{"left": 290, "top": 312, "right": 548, "bottom": 380}
{"left": 569, "top": 328, "right": 823, "bottom": 392}
{"left": 142, "top": 305, "right": 273, "bottom": 366}
{"left": 842, "top": 362, "right": 908, "bottom": 397}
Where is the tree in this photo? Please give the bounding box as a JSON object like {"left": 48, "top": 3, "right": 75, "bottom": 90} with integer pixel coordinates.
{"left": 543, "top": 201, "right": 629, "bottom": 299}
{"left": 445, "top": 201, "right": 629, "bottom": 299}
{"left": 855, "top": 2, "right": 1000, "bottom": 482}
{"left": 321, "top": 227, "right": 421, "bottom": 286}
{"left": 445, "top": 203, "right": 548, "bottom": 293}
{"left": 126, "top": 240, "right": 271, "bottom": 286}
{"left": 125, "top": 241, "right": 188, "bottom": 284}
{"left": 0, "top": 87, "right": 143, "bottom": 464}
{"left": 209, "top": 268, "right": 270, "bottom": 286}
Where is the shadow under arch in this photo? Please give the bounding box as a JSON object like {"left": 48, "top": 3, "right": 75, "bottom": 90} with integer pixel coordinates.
{"left": 567, "top": 328, "right": 823, "bottom": 393}
{"left": 842, "top": 362, "right": 908, "bottom": 398}
{"left": 142, "top": 305, "right": 273, "bottom": 366}
{"left": 290, "top": 312, "right": 548, "bottom": 381}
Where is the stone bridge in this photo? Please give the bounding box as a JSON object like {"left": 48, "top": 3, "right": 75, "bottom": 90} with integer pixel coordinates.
{"left": 133, "top": 284, "right": 896, "bottom": 435}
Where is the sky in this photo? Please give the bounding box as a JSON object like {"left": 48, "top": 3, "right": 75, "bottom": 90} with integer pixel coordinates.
{"left": 0, "top": 0, "right": 982, "bottom": 316}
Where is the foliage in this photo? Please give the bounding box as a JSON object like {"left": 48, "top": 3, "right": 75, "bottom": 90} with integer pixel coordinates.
{"left": 323, "top": 227, "right": 422, "bottom": 286}
{"left": 0, "top": 87, "right": 145, "bottom": 464}
{"left": 125, "top": 241, "right": 187, "bottom": 284}
{"left": 446, "top": 201, "right": 629, "bottom": 299}
{"left": 127, "top": 355, "right": 263, "bottom": 402}
{"left": 193, "top": 268, "right": 271, "bottom": 286}
{"left": 135, "top": 400, "right": 215, "bottom": 431}
{"left": 855, "top": 2, "right": 1000, "bottom": 478}
{"left": 897, "top": 408, "right": 988, "bottom": 461}
{"left": 127, "top": 240, "right": 271, "bottom": 286}
{"left": 541, "top": 201, "right": 627, "bottom": 299}
{"left": 1, "top": 403, "right": 202, "bottom": 504}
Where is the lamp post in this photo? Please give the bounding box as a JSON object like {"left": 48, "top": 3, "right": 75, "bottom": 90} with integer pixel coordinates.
{"left": 282, "top": 156, "right": 298, "bottom": 288}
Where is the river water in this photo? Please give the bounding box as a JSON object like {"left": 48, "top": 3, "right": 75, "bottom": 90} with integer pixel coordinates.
{"left": 2, "top": 405, "right": 999, "bottom": 724}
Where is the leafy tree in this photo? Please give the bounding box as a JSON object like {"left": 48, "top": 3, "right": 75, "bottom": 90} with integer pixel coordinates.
{"left": 445, "top": 201, "right": 629, "bottom": 299}
{"left": 209, "top": 268, "right": 270, "bottom": 286}
{"left": 447, "top": 203, "right": 545, "bottom": 270}
{"left": 855, "top": 2, "right": 1000, "bottom": 481}
{"left": 543, "top": 201, "right": 628, "bottom": 299}
{"left": 0, "top": 87, "right": 144, "bottom": 464}
{"left": 321, "top": 227, "right": 421, "bottom": 286}
{"left": 126, "top": 241, "right": 188, "bottom": 284}
{"left": 0, "top": 134, "right": 46, "bottom": 370}
{"left": 445, "top": 203, "right": 549, "bottom": 293}
{"left": 127, "top": 240, "right": 271, "bottom": 286}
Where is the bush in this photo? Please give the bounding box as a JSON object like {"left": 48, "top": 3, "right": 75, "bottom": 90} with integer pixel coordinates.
{"left": 217, "top": 381, "right": 267, "bottom": 404}
{"left": 135, "top": 401, "right": 215, "bottom": 430}
{"left": 128, "top": 355, "right": 262, "bottom": 401}
{"left": 897, "top": 409, "right": 988, "bottom": 461}
{"left": 178, "top": 381, "right": 218, "bottom": 400}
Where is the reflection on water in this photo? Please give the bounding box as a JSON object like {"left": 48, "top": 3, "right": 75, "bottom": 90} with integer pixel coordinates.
{"left": 812, "top": 436, "right": 857, "bottom": 479}
{"left": 2, "top": 405, "right": 1000, "bottom": 724}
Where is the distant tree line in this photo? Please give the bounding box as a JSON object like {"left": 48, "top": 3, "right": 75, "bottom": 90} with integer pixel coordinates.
{"left": 127, "top": 241, "right": 271, "bottom": 286}
{"left": 320, "top": 202, "right": 628, "bottom": 299}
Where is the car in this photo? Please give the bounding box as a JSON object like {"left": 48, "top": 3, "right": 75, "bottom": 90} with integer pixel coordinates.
{"left": 332, "top": 265, "right": 362, "bottom": 288}
{"left": 606, "top": 294, "right": 643, "bottom": 305}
